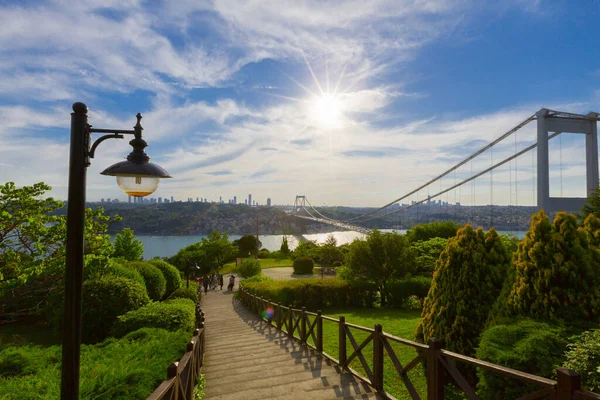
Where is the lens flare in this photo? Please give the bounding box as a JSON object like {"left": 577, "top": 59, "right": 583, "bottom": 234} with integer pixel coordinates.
{"left": 262, "top": 306, "right": 275, "bottom": 320}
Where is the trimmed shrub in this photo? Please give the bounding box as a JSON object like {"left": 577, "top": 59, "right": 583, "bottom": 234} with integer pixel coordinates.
{"left": 383, "top": 276, "right": 432, "bottom": 308}
{"left": 238, "top": 258, "right": 261, "bottom": 278}
{"left": 293, "top": 256, "right": 314, "bottom": 274}
{"left": 111, "top": 298, "right": 195, "bottom": 338}
{"left": 148, "top": 259, "right": 182, "bottom": 298}
{"left": 168, "top": 287, "right": 198, "bottom": 303}
{"left": 128, "top": 261, "right": 167, "bottom": 301}
{"left": 504, "top": 211, "right": 600, "bottom": 322}
{"left": 82, "top": 277, "right": 150, "bottom": 343}
{"left": 242, "top": 275, "right": 274, "bottom": 284}
{"left": 258, "top": 249, "right": 270, "bottom": 259}
{"left": 416, "top": 226, "right": 510, "bottom": 385}
{"left": 476, "top": 319, "right": 572, "bottom": 399}
{"left": 241, "top": 278, "right": 377, "bottom": 310}
{"left": 0, "top": 328, "right": 189, "bottom": 400}
{"left": 563, "top": 329, "right": 600, "bottom": 392}
{"left": 84, "top": 256, "right": 146, "bottom": 288}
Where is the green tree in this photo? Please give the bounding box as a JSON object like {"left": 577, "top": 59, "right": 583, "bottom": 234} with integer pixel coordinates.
{"left": 201, "top": 231, "right": 237, "bottom": 271}
{"left": 406, "top": 221, "right": 461, "bottom": 243}
{"left": 416, "top": 226, "right": 509, "bottom": 361}
{"left": 317, "top": 235, "right": 343, "bottom": 267}
{"left": 345, "top": 230, "right": 413, "bottom": 306}
{"left": 113, "top": 228, "right": 143, "bottom": 261}
{"left": 0, "top": 182, "right": 118, "bottom": 320}
{"left": 582, "top": 183, "right": 600, "bottom": 220}
{"left": 280, "top": 236, "right": 290, "bottom": 254}
{"left": 232, "top": 234, "right": 261, "bottom": 257}
{"left": 292, "top": 240, "right": 317, "bottom": 260}
{"left": 504, "top": 211, "right": 600, "bottom": 322}
{"left": 410, "top": 237, "right": 448, "bottom": 276}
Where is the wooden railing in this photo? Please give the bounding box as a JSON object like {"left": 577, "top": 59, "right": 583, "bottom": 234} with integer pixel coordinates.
{"left": 239, "top": 287, "right": 600, "bottom": 400}
{"left": 146, "top": 308, "right": 206, "bottom": 400}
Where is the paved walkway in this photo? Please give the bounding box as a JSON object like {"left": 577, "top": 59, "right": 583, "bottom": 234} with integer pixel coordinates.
{"left": 201, "top": 276, "right": 379, "bottom": 400}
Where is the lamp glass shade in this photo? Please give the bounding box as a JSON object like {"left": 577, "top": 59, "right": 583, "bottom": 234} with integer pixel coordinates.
{"left": 116, "top": 175, "right": 160, "bottom": 197}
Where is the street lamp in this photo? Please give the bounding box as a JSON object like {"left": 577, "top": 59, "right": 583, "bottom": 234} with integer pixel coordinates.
{"left": 61, "top": 102, "right": 171, "bottom": 399}
{"left": 188, "top": 263, "right": 201, "bottom": 288}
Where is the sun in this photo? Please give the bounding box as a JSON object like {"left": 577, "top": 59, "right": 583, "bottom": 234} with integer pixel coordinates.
{"left": 310, "top": 93, "right": 344, "bottom": 129}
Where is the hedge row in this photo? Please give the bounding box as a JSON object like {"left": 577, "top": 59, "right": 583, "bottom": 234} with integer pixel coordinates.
{"left": 382, "top": 276, "right": 432, "bottom": 308}
{"left": 241, "top": 278, "right": 377, "bottom": 309}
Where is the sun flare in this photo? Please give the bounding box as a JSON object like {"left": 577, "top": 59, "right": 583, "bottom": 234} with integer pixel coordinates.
{"left": 310, "top": 93, "right": 343, "bottom": 129}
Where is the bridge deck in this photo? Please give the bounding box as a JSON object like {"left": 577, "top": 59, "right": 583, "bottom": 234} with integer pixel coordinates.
{"left": 202, "top": 278, "right": 379, "bottom": 400}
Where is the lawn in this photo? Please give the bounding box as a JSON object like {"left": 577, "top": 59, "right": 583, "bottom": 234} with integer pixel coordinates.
{"left": 221, "top": 257, "right": 293, "bottom": 274}
{"left": 305, "top": 307, "right": 426, "bottom": 400}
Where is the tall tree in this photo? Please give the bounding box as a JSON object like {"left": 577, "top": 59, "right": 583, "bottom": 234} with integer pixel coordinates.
{"left": 113, "top": 228, "right": 144, "bottom": 261}
{"left": 201, "top": 231, "right": 237, "bottom": 271}
{"left": 280, "top": 236, "right": 290, "bottom": 254}
{"left": 233, "top": 234, "right": 262, "bottom": 257}
{"left": 345, "top": 230, "right": 413, "bottom": 305}
{"left": 318, "top": 235, "right": 343, "bottom": 267}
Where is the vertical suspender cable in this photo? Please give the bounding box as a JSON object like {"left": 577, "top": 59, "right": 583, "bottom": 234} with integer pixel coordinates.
{"left": 515, "top": 131, "right": 518, "bottom": 232}
{"left": 490, "top": 147, "right": 494, "bottom": 228}
{"left": 560, "top": 133, "right": 563, "bottom": 197}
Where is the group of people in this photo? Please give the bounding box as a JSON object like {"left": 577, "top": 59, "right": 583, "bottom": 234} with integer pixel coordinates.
{"left": 199, "top": 273, "right": 236, "bottom": 294}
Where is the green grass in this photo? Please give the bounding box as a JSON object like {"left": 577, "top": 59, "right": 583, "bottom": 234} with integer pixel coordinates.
{"left": 0, "top": 318, "right": 60, "bottom": 348}
{"left": 221, "top": 257, "right": 293, "bottom": 274}
{"left": 0, "top": 328, "right": 189, "bottom": 399}
{"left": 305, "top": 308, "right": 426, "bottom": 399}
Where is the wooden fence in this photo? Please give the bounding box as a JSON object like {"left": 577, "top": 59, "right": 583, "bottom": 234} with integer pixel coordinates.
{"left": 146, "top": 309, "right": 206, "bottom": 400}
{"left": 239, "top": 287, "right": 600, "bottom": 400}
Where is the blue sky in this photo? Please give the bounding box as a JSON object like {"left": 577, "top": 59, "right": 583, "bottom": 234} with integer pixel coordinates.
{"left": 0, "top": 0, "right": 598, "bottom": 206}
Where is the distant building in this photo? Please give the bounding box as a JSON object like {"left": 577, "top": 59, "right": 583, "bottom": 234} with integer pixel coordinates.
{"left": 248, "top": 194, "right": 252, "bottom": 206}
{"left": 267, "top": 198, "right": 271, "bottom": 207}
{"left": 233, "top": 196, "right": 237, "bottom": 205}
{"left": 171, "top": 196, "right": 174, "bottom": 203}
{"left": 128, "top": 195, "right": 131, "bottom": 203}
{"left": 100, "top": 198, "right": 104, "bottom": 203}
{"left": 244, "top": 199, "right": 247, "bottom": 205}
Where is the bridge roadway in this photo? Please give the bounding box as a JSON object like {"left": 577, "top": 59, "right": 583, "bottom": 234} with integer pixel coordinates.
{"left": 293, "top": 214, "right": 372, "bottom": 235}
{"left": 202, "top": 277, "right": 380, "bottom": 399}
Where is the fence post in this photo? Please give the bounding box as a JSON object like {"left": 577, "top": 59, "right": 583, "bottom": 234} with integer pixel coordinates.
{"left": 556, "top": 368, "right": 581, "bottom": 400}
{"left": 301, "top": 307, "right": 307, "bottom": 344}
{"left": 339, "top": 316, "right": 347, "bottom": 368}
{"left": 427, "top": 338, "right": 445, "bottom": 400}
{"left": 186, "top": 341, "right": 195, "bottom": 400}
{"left": 373, "top": 324, "right": 384, "bottom": 392}
{"left": 167, "top": 362, "right": 179, "bottom": 400}
{"left": 276, "top": 303, "right": 282, "bottom": 329}
{"left": 316, "top": 310, "right": 323, "bottom": 353}
{"left": 288, "top": 304, "right": 294, "bottom": 338}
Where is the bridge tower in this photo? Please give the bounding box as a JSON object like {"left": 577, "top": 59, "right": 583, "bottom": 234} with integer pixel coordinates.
{"left": 293, "top": 195, "right": 306, "bottom": 213}
{"left": 537, "top": 109, "right": 599, "bottom": 212}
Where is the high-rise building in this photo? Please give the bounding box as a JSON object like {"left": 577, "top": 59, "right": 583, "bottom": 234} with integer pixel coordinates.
{"left": 219, "top": 196, "right": 222, "bottom": 203}
{"left": 248, "top": 194, "right": 252, "bottom": 206}
{"left": 233, "top": 196, "right": 237, "bottom": 205}
{"left": 100, "top": 198, "right": 104, "bottom": 203}
{"left": 244, "top": 199, "right": 247, "bottom": 205}
{"left": 128, "top": 195, "right": 131, "bottom": 203}
{"left": 171, "top": 196, "right": 174, "bottom": 203}
{"left": 267, "top": 198, "right": 271, "bottom": 207}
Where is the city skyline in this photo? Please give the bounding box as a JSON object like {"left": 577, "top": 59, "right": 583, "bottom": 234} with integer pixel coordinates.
{"left": 0, "top": 2, "right": 598, "bottom": 207}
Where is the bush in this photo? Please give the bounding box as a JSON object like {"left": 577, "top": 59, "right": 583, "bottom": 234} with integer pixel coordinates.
{"left": 241, "top": 278, "right": 377, "bottom": 310}
{"left": 128, "top": 261, "right": 167, "bottom": 301}
{"left": 0, "top": 328, "right": 189, "bottom": 400}
{"left": 238, "top": 258, "right": 262, "bottom": 278}
{"left": 111, "top": 299, "right": 196, "bottom": 338}
{"left": 406, "top": 221, "right": 461, "bottom": 242}
{"left": 563, "top": 329, "right": 600, "bottom": 392}
{"left": 168, "top": 287, "right": 198, "bottom": 303}
{"left": 148, "top": 259, "right": 182, "bottom": 298}
{"left": 410, "top": 237, "right": 448, "bottom": 276}
{"left": 383, "top": 277, "right": 432, "bottom": 308}
{"left": 293, "top": 256, "right": 314, "bottom": 274}
{"left": 83, "top": 256, "right": 146, "bottom": 288}
{"left": 81, "top": 277, "right": 150, "bottom": 343}
{"left": 416, "top": 226, "right": 510, "bottom": 385}
{"left": 242, "top": 275, "right": 275, "bottom": 284}
{"left": 503, "top": 211, "right": 600, "bottom": 322}
{"left": 257, "top": 249, "right": 270, "bottom": 258}
{"left": 268, "top": 250, "right": 289, "bottom": 260}
{"left": 476, "top": 319, "right": 572, "bottom": 399}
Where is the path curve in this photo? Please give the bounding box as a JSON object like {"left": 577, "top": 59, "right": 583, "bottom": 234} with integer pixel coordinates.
{"left": 201, "top": 275, "right": 380, "bottom": 399}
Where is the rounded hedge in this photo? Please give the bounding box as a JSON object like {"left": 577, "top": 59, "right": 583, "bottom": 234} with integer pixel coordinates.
{"left": 476, "top": 319, "right": 572, "bottom": 399}
{"left": 127, "top": 261, "right": 167, "bottom": 301}
{"left": 82, "top": 277, "right": 150, "bottom": 343}
{"left": 258, "top": 249, "right": 270, "bottom": 259}
{"left": 168, "top": 287, "right": 198, "bottom": 303}
{"left": 111, "top": 298, "right": 195, "bottom": 338}
{"left": 148, "top": 259, "right": 182, "bottom": 298}
{"left": 293, "top": 257, "right": 314, "bottom": 275}
{"left": 238, "top": 258, "right": 261, "bottom": 278}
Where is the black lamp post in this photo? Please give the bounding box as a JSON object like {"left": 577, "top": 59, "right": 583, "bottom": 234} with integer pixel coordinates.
{"left": 61, "top": 102, "right": 171, "bottom": 399}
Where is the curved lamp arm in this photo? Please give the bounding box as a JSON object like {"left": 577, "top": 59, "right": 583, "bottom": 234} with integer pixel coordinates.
{"left": 88, "top": 133, "right": 124, "bottom": 159}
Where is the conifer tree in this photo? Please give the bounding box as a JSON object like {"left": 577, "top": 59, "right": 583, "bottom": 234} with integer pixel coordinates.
{"left": 506, "top": 211, "right": 600, "bottom": 322}
{"left": 416, "top": 225, "right": 509, "bottom": 358}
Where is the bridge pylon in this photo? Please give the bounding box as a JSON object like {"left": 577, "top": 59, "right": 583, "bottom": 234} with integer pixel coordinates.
{"left": 293, "top": 195, "right": 306, "bottom": 214}
{"left": 536, "top": 109, "right": 599, "bottom": 212}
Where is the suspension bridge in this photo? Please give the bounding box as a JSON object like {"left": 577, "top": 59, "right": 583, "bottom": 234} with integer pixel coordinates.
{"left": 291, "top": 108, "right": 599, "bottom": 233}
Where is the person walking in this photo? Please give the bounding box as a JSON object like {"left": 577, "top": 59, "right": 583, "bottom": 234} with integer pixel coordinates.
{"left": 202, "top": 275, "right": 209, "bottom": 294}
{"left": 218, "top": 273, "right": 224, "bottom": 290}
{"left": 228, "top": 274, "right": 235, "bottom": 291}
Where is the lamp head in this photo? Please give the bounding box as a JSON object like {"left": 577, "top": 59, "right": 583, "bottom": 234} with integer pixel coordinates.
{"left": 101, "top": 113, "right": 171, "bottom": 197}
